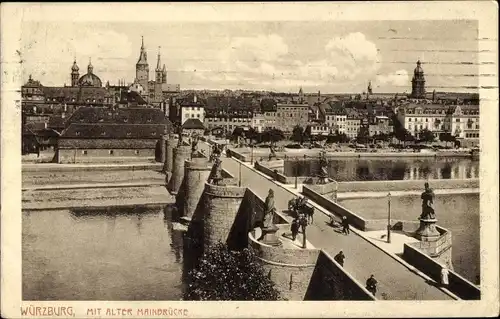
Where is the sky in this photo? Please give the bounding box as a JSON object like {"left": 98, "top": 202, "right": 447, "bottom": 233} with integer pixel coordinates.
{"left": 20, "top": 20, "right": 485, "bottom": 94}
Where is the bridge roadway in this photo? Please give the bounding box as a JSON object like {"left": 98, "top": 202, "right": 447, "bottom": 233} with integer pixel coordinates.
{"left": 215, "top": 155, "right": 453, "bottom": 300}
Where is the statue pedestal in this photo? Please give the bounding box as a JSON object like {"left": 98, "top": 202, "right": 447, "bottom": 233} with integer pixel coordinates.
{"left": 260, "top": 225, "right": 282, "bottom": 247}
{"left": 415, "top": 218, "right": 440, "bottom": 241}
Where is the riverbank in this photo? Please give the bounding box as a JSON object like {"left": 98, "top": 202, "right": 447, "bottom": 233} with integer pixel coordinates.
{"left": 22, "top": 186, "right": 173, "bottom": 210}
{"left": 23, "top": 167, "right": 165, "bottom": 188}
{"left": 229, "top": 147, "right": 474, "bottom": 161}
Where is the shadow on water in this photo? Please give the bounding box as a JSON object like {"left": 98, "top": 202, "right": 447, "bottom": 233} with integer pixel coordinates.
{"left": 69, "top": 205, "right": 162, "bottom": 217}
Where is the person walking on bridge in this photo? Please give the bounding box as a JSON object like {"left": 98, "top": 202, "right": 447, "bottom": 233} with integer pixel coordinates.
{"left": 334, "top": 251, "right": 345, "bottom": 267}
{"left": 341, "top": 216, "right": 350, "bottom": 235}
{"left": 366, "top": 274, "right": 378, "bottom": 296}
{"left": 291, "top": 218, "right": 299, "bottom": 241}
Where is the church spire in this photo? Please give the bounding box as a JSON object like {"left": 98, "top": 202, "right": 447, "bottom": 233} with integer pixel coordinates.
{"left": 137, "top": 36, "right": 148, "bottom": 66}
{"left": 156, "top": 46, "right": 162, "bottom": 71}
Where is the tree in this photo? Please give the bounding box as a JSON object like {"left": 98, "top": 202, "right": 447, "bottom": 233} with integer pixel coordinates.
{"left": 419, "top": 129, "right": 435, "bottom": 144}
{"left": 186, "top": 242, "right": 281, "bottom": 301}
{"left": 291, "top": 125, "right": 304, "bottom": 143}
{"left": 439, "top": 132, "right": 456, "bottom": 147}
{"left": 356, "top": 126, "right": 370, "bottom": 144}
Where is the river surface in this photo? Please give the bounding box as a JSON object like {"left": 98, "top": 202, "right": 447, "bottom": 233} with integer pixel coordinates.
{"left": 339, "top": 193, "right": 480, "bottom": 284}
{"left": 23, "top": 205, "right": 184, "bottom": 300}
{"left": 284, "top": 157, "right": 479, "bottom": 181}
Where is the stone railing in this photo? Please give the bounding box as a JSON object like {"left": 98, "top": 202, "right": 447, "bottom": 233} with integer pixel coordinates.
{"left": 403, "top": 243, "right": 480, "bottom": 300}
{"left": 304, "top": 250, "right": 376, "bottom": 301}
{"left": 332, "top": 179, "right": 479, "bottom": 193}
{"left": 302, "top": 185, "right": 369, "bottom": 230}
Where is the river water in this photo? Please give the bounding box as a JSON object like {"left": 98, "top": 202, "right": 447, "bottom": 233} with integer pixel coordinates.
{"left": 284, "top": 157, "right": 479, "bottom": 181}
{"left": 339, "top": 193, "right": 480, "bottom": 284}
{"left": 23, "top": 196, "right": 479, "bottom": 300}
{"left": 22, "top": 205, "right": 184, "bottom": 300}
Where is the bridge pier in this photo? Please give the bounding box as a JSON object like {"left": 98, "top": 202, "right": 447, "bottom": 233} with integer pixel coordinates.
{"left": 168, "top": 145, "right": 191, "bottom": 195}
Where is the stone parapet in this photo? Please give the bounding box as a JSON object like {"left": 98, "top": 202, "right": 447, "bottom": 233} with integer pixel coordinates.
{"left": 248, "top": 231, "right": 319, "bottom": 301}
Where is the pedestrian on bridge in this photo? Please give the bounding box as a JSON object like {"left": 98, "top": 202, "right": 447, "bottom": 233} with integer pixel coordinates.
{"left": 441, "top": 265, "right": 450, "bottom": 287}
{"left": 291, "top": 218, "right": 299, "bottom": 241}
{"left": 366, "top": 274, "right": 378, "bottom": 296}
{"left": 341, "top": 216, "right": 350, "bottom": 235}
{"left": 334, "top": 251, "right": 345, "bottom": 267}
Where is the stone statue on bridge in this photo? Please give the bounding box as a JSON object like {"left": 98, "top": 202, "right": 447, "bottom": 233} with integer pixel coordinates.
{"left": 420, "top": 182, "right": 436, "bottom": 220}
{"left": 191, "top": 135, "right": 199, "bottom": 155}
{"left": 268, "top": 142, "right": 277, "bottom": 161}
{"left": 177, "top": 126, "right": 184, "bottom": 147}
{"left": 262, "top": 189, "right": 276, "bottom": 229}
{"left": 210, "top": 157, "right": 223, "bottom": 185}
{"left": 209, "top": 143, "right": 222, "bottom": 162}
{"left": 318, "top": 150, "right": 329, "bottom": 184}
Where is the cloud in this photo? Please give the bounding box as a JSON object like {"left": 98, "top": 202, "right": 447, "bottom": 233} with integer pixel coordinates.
{"left": 376, "top": 69, "right": 409, "bottom": 86}
{"left": 22, "top": 23, "right": 133, "bottom": 85}
{"left": 193, "top": 32, "right": 381, "bottom": 90}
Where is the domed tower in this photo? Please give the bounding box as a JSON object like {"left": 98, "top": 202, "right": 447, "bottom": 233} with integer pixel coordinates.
{"left": 135, "top": 36, "right": 149, "bottom": 95}
{"left": 367, "top": 81, "right": 373, "bottom": 95}
{"left": 87, "top": 58, "right": 94, "bottom": 74}
{"left": 411, "top": 60, "right": 426, "bottom": 99}
{"left": 71, "top": 59, "right": 79, "bottom": 87}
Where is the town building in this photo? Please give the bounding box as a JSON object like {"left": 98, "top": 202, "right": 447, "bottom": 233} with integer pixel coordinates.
{"left": 275, "top": 103, "right": 309, "bottom": 133}
{"left": 250, "top": 113, "right": 266, "bottom": 133}
{"left": 55, "top": 107, "right": 171, "bottom": 163}
{"left": 182, "top": 118, "right": 205, "bottom": 137}
{"left": 396, "top": 102, "right": 479, "bottom": 146}
{"left": 325, "top": 108, "right": 347, "bottom": 134}
{"left": 368, "top": 115, "right": 393, "bottom": 137}
{"left": 345, "top": 110, "right": 363, "bottom": 140}
{"left": 179, "top": 95, "right": 205, "bottom": 126}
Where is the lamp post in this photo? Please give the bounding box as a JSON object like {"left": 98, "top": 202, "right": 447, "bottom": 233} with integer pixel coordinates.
{"left": 238, "top": 161, "right": 242, "bottom": 187}
{"left": 294, "top": 157, "right": 298, "bottom": 189}
{"left": 250, "top": 142, "right": 254, "bottom": 165}
{"left": 387, "top": 192, "right": 391, "bottom": 243}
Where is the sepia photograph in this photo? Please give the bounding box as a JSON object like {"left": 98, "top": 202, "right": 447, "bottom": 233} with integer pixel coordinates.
{"left": 1, "top": 2, "right": 498, "bottom": 318}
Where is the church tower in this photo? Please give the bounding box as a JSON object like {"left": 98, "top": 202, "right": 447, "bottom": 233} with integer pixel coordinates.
{"left": 367, "top": 81, "right": 373, "bottom": 95}
{"left": 155, "top": 46, "right": 162, "bottom": 83}
{"left": 71, "top": 59, "right": 79, "bottom": 87}
{"left": 154, "top": 46, "right": 163, "bottom": 103}
{"left": 135, "top": 36, "right": 149, "bottom": 94}
{"left": 411, "top": 60, "right": 426, "bottom": 99}
{"left": 298, "top": 87, "right": 304, "bottom": 103}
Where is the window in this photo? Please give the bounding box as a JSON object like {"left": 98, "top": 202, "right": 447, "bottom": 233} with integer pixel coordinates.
{"left": 109, "top": 150, "right": 114, "bottom": 155}
{"left": 456, "top": 119, "right": 460, "bottom": 122}
{"left": 82, "top": 150, "right": 87, "bottom": 155}
{"left": 76, "top": 132, "right": 81, "bottom": 136}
